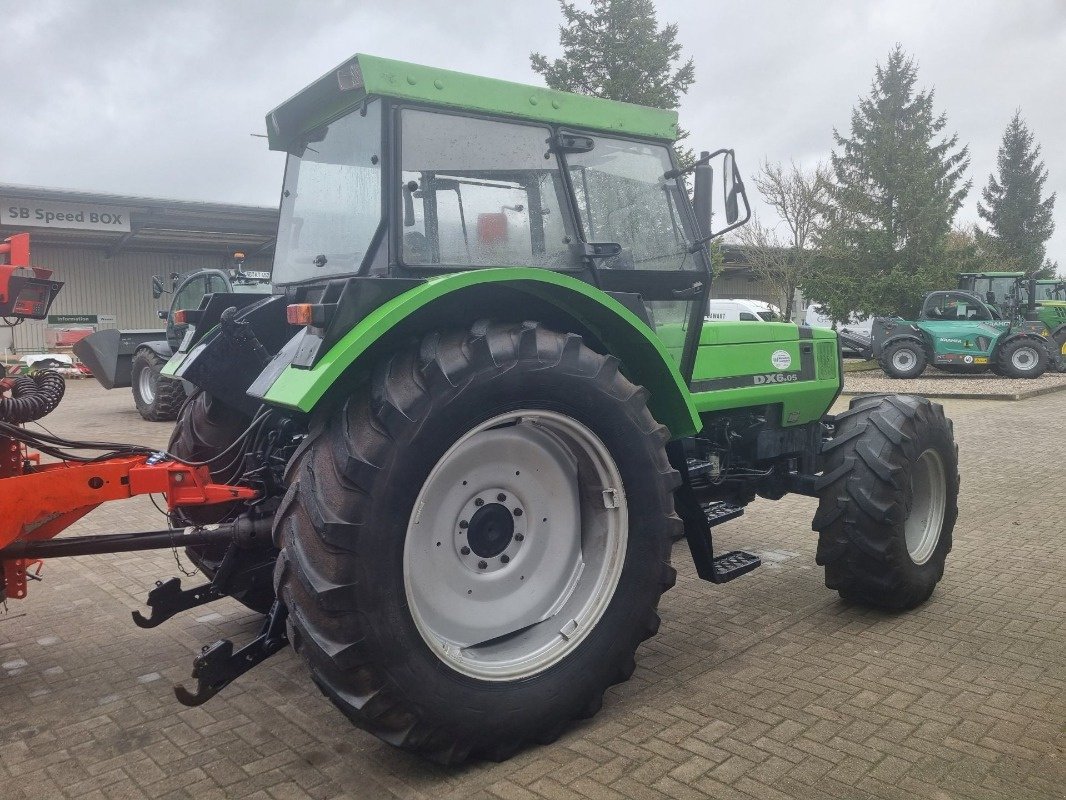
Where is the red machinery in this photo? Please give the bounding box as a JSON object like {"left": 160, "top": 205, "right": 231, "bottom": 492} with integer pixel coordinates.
{"left": 0, "top": 235, "right": 280, "bottom": 704}
{"left": 0, "top": 233, "right": 63, "bottom": 319}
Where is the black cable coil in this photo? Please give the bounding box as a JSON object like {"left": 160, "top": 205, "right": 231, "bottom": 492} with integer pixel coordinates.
{"left": 0, "top": 370, "right": 66, "bottom": 423}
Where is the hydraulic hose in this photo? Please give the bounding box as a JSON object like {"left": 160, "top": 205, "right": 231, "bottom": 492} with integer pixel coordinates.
{"left": 0, "top": 369, "right": 65, "bottom": 423}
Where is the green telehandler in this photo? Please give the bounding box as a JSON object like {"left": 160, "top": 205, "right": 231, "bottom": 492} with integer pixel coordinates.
{"left": 1, "top": 55, "right": 961, "bottom": 764}
{"left": 957, "top": 271, "right": 1066, "bottom": 371}
{"left": 871, "top": 289, "right": 1053, "bottom": 379}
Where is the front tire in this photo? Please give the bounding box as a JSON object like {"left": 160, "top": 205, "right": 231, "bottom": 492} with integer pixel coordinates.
{"left": 131, "top": 349, "right": 186, "bottom": 421}
{"left": 273, "top": 321, "right": 679, "bottom": 763}
{"left": 1053, "top": 330, "right": 1066, "bottom": 372}
{"left": 997, "top": 338, "right": 1048, "bottom": 378}
{"left": 813, "top": 394, "right": 959, "bottom": 610}
{"left": 168, "top": 389, "right": 276, "bottom": 614}
{"left": 879, "top": 341, "right": 926, "bottom": 379}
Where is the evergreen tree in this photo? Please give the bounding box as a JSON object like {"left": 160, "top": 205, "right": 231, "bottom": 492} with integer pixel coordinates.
{"left": 806, "top": 46, "right": 971, "bottom": 319}
{"left": 531, "top": 0, "right": 694, "bottom": 161}
{"left": 977, "top": 111, "right": 1056, "bottom": 276}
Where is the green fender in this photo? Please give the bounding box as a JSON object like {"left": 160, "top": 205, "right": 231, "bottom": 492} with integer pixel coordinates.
{"left": 262, "top": 268, "right": 701, "bottom": 438}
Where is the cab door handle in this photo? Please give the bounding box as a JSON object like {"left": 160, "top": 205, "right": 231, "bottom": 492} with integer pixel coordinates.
{"left": 672, "top": 281, "right": 704, "bottom": 299}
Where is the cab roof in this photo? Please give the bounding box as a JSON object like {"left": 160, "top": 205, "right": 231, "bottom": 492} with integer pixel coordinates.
{"left": 265, "top": 53, "right": 679, "bottom": 151}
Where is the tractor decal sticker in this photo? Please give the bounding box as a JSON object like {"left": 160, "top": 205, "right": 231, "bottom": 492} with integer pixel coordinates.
{"left": 771, "top": 349, "right": 792, "bottom": 370}
{"left": 755, "top": 372, "right": 799, "bottom": 385}
{"left": 690, "top": 371, "right": 809, "bottom": 392}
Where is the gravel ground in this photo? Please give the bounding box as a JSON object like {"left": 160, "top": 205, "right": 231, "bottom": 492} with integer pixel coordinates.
{"left": 843, "top": 367, "right": 1066, "bottom": 399}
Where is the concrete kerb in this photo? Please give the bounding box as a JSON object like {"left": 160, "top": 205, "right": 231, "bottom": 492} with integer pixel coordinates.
{"left": 842, "top": 380, "right": 1066, "bottom": 401}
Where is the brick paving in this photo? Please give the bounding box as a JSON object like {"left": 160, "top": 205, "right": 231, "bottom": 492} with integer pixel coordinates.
{"left": 1, "top": 381, "right": 1063, "bottom": 800}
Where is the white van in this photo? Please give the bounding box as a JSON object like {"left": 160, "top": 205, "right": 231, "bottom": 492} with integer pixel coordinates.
{"left": 707, "top": 298, "right": 782, "bottom": 322}
{"left": 803, "top": 304, "right": 873, "bottom": 334}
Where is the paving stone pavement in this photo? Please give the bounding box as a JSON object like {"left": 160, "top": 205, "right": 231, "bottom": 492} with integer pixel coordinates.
{"left": 1, "top": 381, "right": 1063, "bottom": 800}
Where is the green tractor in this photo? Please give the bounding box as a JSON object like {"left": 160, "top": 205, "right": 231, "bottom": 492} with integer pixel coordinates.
{"left": 155, "top": 55, "right": 959, "bottom": 762}
{"left": 957, "top": 271, "right": 1066, "bottom": 371}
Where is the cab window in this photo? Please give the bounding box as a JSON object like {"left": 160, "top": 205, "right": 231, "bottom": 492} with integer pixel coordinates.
{"left": 400, "top": 110, "right": 579, "bottom": 269}
{"left": 567, "top": 134, "right": 696, "bottom": 271}
{"left": 921, "top": 292, "right": 992, "bottom": 321}
{"left": 172, "top": 275, "right": 210, "bottom": 314}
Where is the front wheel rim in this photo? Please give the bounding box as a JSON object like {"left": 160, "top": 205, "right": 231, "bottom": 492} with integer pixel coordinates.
{"left": 1011, "top": 346, "right": 1039, "bottom": 372}
{"left": 905, "top": 448, "right": 947, "bottom": 565}
{"left": 403, "top": 410, "right": 628, "bottom": 681}
{"left": 892, "top": 349, "right": 917, "bottom": 372}
{"left": 138, "top": 365, "right": 157, "bottom": 405}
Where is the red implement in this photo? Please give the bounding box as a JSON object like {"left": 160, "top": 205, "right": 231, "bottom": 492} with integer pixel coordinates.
{"left": 0, "top": 448, "right": 257, "bottom": 600}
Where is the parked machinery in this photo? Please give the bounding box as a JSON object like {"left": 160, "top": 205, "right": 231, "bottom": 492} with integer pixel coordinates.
{"left": 1, "top": 55, "right": 960, "bottom": 764}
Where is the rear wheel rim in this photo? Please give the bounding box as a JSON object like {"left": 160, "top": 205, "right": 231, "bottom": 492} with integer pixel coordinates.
{"left": 1011, "top": 346, "right": 1039, "bottom": 372}
{"left": 905, "top": 448, "right": 947, "bottom": 565}
{"left": 892, "top": 348, "right": 917, "bottom": 372}
{"left": 403, "top": 409, "right": 628, "bottom": 681}
{"left": 138, "top": 364, "right": 157, "bottom": 405}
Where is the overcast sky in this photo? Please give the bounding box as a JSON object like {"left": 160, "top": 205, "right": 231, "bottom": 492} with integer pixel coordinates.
{"left": 3, "top": 0, "right": 1064, "bottom": 266}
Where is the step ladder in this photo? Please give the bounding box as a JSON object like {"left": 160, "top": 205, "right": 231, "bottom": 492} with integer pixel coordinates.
{"left": 685, "top": 500, "right": 762, "bottom": 584}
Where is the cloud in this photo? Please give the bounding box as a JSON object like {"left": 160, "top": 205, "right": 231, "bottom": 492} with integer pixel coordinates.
{"left": 3, "top": 0, "right": 1063, "bottom": 265}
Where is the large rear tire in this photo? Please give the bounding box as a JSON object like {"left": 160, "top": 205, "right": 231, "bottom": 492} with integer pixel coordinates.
{"left": 168, "top": 389, "right": 276, "bottom": 614}
{"left": 131, "top": 349, "right": 186, "bottom": 421}
{"left": 814, "top": 394, "right": 959, "bottom": 610}
{"left": 273, "top": 321, "right": 679, "bottom": 763}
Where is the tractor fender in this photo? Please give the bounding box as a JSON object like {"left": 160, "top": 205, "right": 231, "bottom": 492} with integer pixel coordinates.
{"left": 254, "top": 268, "right": 702, "bottom": 438}
{"left": 869, "top": 317, "right": 925, "bottom": 358}
{"left": 992, "top": 328, "right": 1053, "bottom": 358}
{"left": 135, "top": 340, "right": 173, "bottom": 360}
{"left": 876, "top": 332, "right": 927, "bottom": 359}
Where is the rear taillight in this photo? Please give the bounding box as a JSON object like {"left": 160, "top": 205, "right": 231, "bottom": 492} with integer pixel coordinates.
{"left": 286, "top": 304, "right": 313, "bottom": 326}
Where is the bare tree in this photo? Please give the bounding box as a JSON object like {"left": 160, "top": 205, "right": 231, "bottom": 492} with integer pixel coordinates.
{"left": 737, "top": 161, "right": 829, "bottom": 321}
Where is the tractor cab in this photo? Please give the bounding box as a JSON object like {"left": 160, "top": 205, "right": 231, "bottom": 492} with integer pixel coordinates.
{"left": 1033, "top": 279, "right": 1066, "bottom": 302}
{"left": 956, "top": 271, "right": 1024, "bottom": 317}
{"left": 265, "top": 54, "right": 747, "bottom": 385}
{"left": 919, "top": 290, "right": 1006, "bottom": 324}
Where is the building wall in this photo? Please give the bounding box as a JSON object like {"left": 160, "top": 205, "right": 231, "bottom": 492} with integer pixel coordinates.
{"left": 710, "top": 270, "right": 783, "bottom": 307}
{"left": 6, "top": 244, "right": 271, "bottom": 354}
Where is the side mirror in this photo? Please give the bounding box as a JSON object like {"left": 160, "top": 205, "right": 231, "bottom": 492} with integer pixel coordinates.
{"left": 986, "top": 291, "right": 996, "bottom": 304}
{"left": 157, "top": 310, "right": 169, "bottom": 321}
{"left": 693, "top": 153, "right": 713, "bottom": 238}
{"left": 723, "top": 151, "right": 740, "bottom": 225}
{"left": 151, "top": 276, "right": 165, "bottom": 299}
{"left": 684, "top": 148, "right": 751, "bottom": 243}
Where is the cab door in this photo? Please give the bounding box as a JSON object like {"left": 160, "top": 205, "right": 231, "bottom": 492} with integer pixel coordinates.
{"left": 166, "top": 270, "right": 231, "bottom": 352}
{"left": 562, "top": 132, "right": 709, "bottom": 380}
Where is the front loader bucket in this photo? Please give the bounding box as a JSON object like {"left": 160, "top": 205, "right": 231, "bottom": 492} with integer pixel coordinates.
{"left": 838, "top": 329, "right": 873, "bottom": 359}
{"left": 73, "top": 329, "right": 165, "bottom": 389}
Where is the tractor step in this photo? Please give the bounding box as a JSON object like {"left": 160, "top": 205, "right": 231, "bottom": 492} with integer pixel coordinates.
{"left": 701, "top": 501, "right": 745, "bottom": 527}
{"left": 679, "top": 497, "right": 761, "bottom": 584}
{"left": 710, "top": 550, "right": 762, "bottom": 583}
